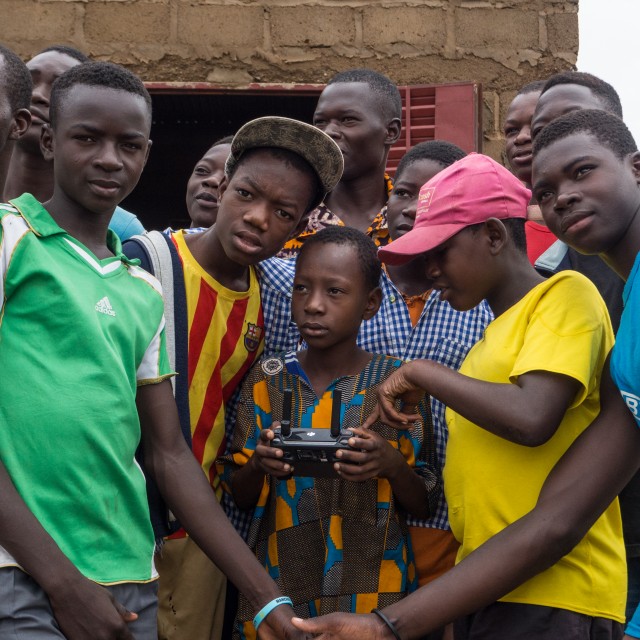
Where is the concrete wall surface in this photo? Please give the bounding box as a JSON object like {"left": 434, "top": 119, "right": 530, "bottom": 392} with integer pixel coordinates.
{"left": 2, "top": 0, "right": 579, "bottom": 157}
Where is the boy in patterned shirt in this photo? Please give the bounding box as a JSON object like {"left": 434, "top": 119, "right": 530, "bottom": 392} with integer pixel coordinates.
{"left": 221, "top": 226, "right": 440, "bottom": 638}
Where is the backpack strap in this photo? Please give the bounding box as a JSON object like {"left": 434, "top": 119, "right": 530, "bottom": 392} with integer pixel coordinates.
{"left": 126, "top": 232, "right": 190, "bottom": 442}
{"left": 129, "top": 231, "right": 177, "bottom": 383}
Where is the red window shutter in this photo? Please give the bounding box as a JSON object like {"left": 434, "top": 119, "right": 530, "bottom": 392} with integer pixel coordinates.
{"left": 387, "top": 82, "right": 482, "bottom": 175}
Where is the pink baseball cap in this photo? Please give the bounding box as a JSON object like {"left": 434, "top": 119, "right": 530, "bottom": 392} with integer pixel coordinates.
{"left": 379, "top": 153, "right": 531, "bottom": 265}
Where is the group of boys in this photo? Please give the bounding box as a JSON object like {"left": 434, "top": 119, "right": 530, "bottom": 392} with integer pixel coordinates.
{"left": 1, "top": 37, "right": 640, "bottom": 640}
{"left": 0, "top": 49, "right": 344, "bottom": 640}
{"left": 294, "top": 72, "right": 640, "bottom": 640}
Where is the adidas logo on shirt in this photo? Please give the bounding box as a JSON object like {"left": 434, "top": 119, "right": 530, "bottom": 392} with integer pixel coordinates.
{"left": 95, "top": 296, "right": 116, "bottom": 317}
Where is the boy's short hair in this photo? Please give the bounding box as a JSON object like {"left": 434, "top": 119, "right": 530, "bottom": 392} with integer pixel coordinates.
{"left": 503, "top": 218, "right": 527, "bottom": 253}
{"left": 49, "top": 61, "right": 152, "bottom": 129}
{"left": 196, "top": 135, "right": 233, "bottom": 162}
{"left": 468, "top": 218, "right": 527, "bottom": 254}
{"left": 210, "top": 134, "right": 234, "bottom": 147}
{"left": 327, "top": 68, "right": 402, "bottom": 122}
{"left": 225, "top": 116, "right": 343, "bottom": 212}
{"left": 37, "top": 45, "right": 89, "bottom": 64}
{"left": 396, "top": 140, "right": 466, "bottom": 180}
{"left": 300, "top": 225, "right": 381, "bottom": 292}
{"left": 540, "top": 71, "right": 623, "bottom": 118}
{"left": 0, "top": 44, "right": 32, "bottom": 113}
{"left": 515, "top": 80, "right": 545, "bottom": 98}
{"left": 379, "top": 153, "right": 530, "bottom": 265}
{"left": 533, "top": 108, "right": 637, "bottom": 161}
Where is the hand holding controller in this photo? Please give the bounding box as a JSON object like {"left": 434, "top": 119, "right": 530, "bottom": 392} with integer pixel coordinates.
{"left": 334, "top": 427, "right": 405, "bottom": 482}
{"left": 251, "top": 425, "right": 294, "bottom": 479}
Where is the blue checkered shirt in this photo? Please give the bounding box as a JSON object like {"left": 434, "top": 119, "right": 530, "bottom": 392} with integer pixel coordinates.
{"left": 357, "top": 270, "right": 493, "bottom": 530}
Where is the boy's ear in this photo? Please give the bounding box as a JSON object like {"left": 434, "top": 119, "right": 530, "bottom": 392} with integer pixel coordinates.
{"left": 143, "top": 139, "right": 152, "bottom": 168}
{"left": 362, "top": 286, "right": 383, "bottom": 321}
{"left": 8, "top": 108, "right": 31, "bottom": 141}
{"left": 40, "top": 123, "right": 54, "bottom": 162}
{"left": 630, "top": 151, "right": 640, "bottom": 184}
{"left": 385, "top": 117, "right": 402, "bottom": 146}
{"left": 484, "top": 218, "right": 508, "bottom": 255}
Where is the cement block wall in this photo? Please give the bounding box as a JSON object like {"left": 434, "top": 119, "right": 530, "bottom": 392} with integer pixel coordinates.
{"left": 1, "top": 0, "right": 579, "bottom": 159}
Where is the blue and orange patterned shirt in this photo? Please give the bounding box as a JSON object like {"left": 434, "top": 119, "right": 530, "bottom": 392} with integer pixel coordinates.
{"left": 219, "top": 351, "right": 440, "bottom": 638}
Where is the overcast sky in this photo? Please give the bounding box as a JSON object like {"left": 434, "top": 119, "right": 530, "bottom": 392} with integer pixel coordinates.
{"left": 577, "top": 0, "right": 640, "bottom": 142}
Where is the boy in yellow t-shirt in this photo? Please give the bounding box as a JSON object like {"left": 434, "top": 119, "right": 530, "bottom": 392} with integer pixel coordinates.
{"left": 359, "top": 152, "right": 625, "bottom": 639}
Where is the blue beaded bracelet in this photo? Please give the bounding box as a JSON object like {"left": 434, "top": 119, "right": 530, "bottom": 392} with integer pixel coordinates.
{"left": 253, "top": 596, "right": 293, "bottom": 630}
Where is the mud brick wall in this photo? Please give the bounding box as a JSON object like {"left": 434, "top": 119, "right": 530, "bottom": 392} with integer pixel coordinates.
{"left": 2, "top": 0, "right": 579, "bottom": 158}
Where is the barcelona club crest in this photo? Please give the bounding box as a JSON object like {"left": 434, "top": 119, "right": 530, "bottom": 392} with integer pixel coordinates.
{"left": 244, "top": 323, "right": 263, "bottom": 352}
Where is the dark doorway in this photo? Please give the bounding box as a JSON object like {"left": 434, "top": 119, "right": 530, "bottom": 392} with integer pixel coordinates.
{"left": 122, "top": 82, "right": 482, "bottom": 231}
{"left": 122, "top": 86, "right": 322, "bottom": 231}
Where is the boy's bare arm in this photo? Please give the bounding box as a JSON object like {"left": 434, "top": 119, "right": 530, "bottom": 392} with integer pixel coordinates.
{"left": 294, "top": 364, "right": 640, "bottom": 639}
{"left": 368, "top": 359, "right": 580, "bottom": 446}
{"left": 0, "top": 459, "right": 137, "bottom": 640}
{"left": 137, "top": 381, "right": 305, "bottom": 640}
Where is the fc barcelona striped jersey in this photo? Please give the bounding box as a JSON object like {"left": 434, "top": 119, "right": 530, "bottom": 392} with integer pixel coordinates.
{"left": 171, "top": 230, "right": 265, "bottom": 498}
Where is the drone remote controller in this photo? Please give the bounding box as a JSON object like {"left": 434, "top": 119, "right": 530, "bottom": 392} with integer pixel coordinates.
{"left": 270, "top": 389, "right": 355, "bottom": 478}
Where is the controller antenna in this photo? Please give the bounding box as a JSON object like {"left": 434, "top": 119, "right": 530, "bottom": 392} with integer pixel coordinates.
{"left": 330, "top": 389, "right": 342, "bottom": 438}
{"left": 281, "top": 388, "right": 292, "bottom": 437}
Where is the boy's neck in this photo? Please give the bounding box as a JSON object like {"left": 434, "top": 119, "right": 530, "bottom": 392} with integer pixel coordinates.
{"left": 297, "top": 343, "right": 372, "bottom": 399}
{"left": 487, "top": 253, "right": 545, "bottom": 317}
{"left": 324, "top": 169, "right": 388, "bottom": 231}
{"left": 5, "top": 147, "right": 54, "bottom": 202}
{"left": 44, "top": 190, "right": 115, "bottom": 260}
{"left": 604, "top": 218, "right": 640, "bottom": 282}
{"left": 385, "top": 256, "right": 433, "bottom": 297}
{"left": 185, "top": 228, "right": 251, "bottom": 291}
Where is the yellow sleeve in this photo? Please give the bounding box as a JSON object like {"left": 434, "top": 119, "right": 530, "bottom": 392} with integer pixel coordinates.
{"left": 510, "top": 272, "right": 614, "bottom": 408}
